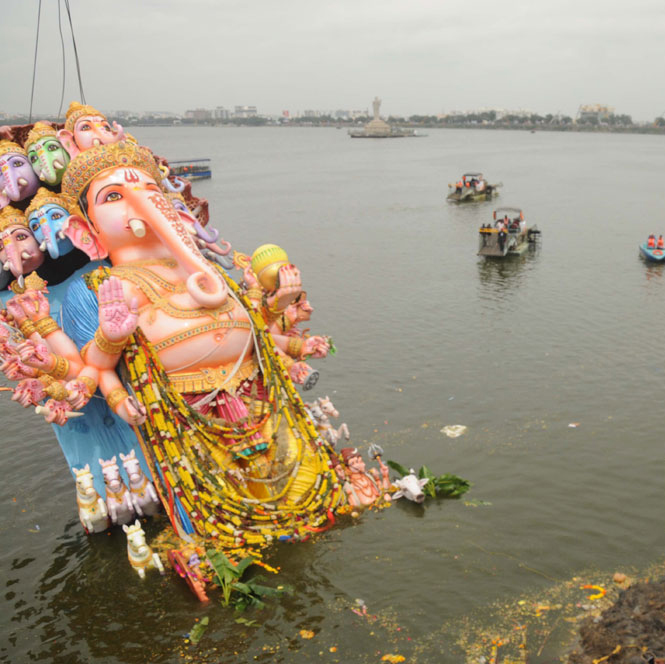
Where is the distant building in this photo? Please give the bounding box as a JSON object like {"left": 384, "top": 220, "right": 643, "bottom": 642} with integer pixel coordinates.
{"left": 234, "top": 105, "right": 257, "bottom": 118}
{"left": 212, "top": 106, "right": 230, "bottom": 120}
{"left": 577, "top": 104, "right": 614, "bottom": 123}
{"left": 185, "top": 108, "right": 212, "bottom": 121}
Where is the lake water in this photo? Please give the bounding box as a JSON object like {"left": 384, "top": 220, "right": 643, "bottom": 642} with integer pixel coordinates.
{"left": 1, "top": 127, "right": 663, "bottom": 663}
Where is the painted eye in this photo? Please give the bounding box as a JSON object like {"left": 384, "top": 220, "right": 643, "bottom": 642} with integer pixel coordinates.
{"left": 51, "top": 212, "right": 63, "bottom": 220}
{"left": 12, "top": 159, "right": 24, "bottom": 168}
{"left": 102, "top": 123, "right": 111, "bottom": 132}
{"left": 80, "top": 123, "right": 91, "bottom": 131}
{"left": 29, "top": 154, "right": 38, "bottom": 164}
{"left": 47, "top": 143, "right": 59, "bottom": 152}
{"left": 15, "top": 233, "right": 28, "bottom": 242}
{"left": 104, "top": 191, "right": 122, "bottom": 203}
{"left": 30, "top": 222, "right": 40, "bottom": 232}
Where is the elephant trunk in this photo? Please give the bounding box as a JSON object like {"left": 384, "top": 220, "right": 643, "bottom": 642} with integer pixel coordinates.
{"left": 125, "top": 190, "right": 228, "bottom": 309}
{"left": 42, "top": 224, "right": 60, "bottom": 260}
{"left": 193, "top": 220, "right": 219, "bottom": 244}
{"left": 4, "top": 242, "right": 23, "bottom": 277}
{"left": 1, "top": 167, "right": 20, "bottom": 201}
{"left": 36, "top": 145, "right": 57, "bottom": 185}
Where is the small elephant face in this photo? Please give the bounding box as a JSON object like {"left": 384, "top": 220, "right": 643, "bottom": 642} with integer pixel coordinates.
{"left": 26, "top": 138, "right": 71, "bottom": 185}
{"left": 0, "top": 224, "right": 44, "bottom": 277}
{"left": 0, "top": 152, "right": 40, "bottom": 202}
{"left": 28, "top": 203, "right": 74, "bottom": 260}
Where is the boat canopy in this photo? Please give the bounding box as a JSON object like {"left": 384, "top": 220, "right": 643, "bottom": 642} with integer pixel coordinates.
{"left": 463, "top": 172, "right": 483, "bottom": 178}
{"left": 493, "top": 207, "right": 524, "bottom": 221}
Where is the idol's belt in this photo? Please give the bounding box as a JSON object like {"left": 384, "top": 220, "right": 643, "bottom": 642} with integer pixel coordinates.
{"left": 168, "top": 358, "right": 259, "bottom": 394}
{"left": 151, "top": 320, "right": 252, "bottom": 352}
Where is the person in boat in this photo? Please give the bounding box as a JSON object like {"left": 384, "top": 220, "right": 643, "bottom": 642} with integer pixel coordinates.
{"left": 455, "top": 179, "right": 463, "bottom": 194}
{"left": 657, "top": 235, "right": 664, "bottom": 249}
{"left": 647, "top": 234, "right": 656, "bottom": 249}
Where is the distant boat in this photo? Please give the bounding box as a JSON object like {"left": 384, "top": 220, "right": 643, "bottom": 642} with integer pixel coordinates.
{"left": 169, "top": 158, "right": 211, "bottom": 180}
{"left": 447, "top": 172, "right": 501, "bottom": 203}
{"left": 639, "top": 243, "right": 665, "bottom": 262}
{"left": 478, "top": 207, "right": 540, "bottom": 257}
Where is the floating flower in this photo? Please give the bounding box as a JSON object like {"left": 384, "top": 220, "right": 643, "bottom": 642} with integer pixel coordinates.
{"left": 299, "top": 629, "right": 315, "bottom": 639}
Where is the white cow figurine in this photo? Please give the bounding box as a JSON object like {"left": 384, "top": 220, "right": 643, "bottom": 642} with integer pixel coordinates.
{"left": 123, "top": 520, "right": 165, "bottom": 579}
{"left": 73, "top": 464, "right": 109, "bottom": 533}
{"left": 100, "top": 456, "right": 135, "bottom": 525}
{"left": 120, "top": 449, "right": 161, "bottom": 517}
{"left": 392, "top": 470, "right": 429, "bottom": 504}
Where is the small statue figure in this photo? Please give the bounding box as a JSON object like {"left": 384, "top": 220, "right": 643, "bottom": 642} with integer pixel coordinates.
{"left": 306, "top": 396, "right": 349, "bottom": 448}
{"left": 73, "top": 464, "right": 109, "bottom": 533}
{"left": 123, "top": 520, "right": 165, "bottom": 579}
{"left": 0, "top": 141, "right": 40, "bottom": 209}
{"left": 100, "top": 456, "right": 135, "bottom": 525}
{"left": 340, "top": 446, "right": 391, "bottom": 507}
{"left": 392, "top": 469, "right": 428, "bottom": 504}
{"left": 23, "top": 122, "right": 71, "bottom": 186}
{"left": 119, "top": 449, "right": 161, "bottom": 517}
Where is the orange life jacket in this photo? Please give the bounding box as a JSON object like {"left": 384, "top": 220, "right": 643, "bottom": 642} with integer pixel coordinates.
{"left": 647, "top": 237, "right": 656, "bottom": 248}
{"left": 658, "top": 237, "right": 664, "bottom": 249}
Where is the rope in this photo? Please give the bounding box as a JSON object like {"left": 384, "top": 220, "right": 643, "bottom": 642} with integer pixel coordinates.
{"left": 56, "top": 0, "right": 67, "bottom": 120}
{"left": 28, "top": 0, "right": 42, "bottom": 123}
{"left": 64, "top": 0, "right": 86, "bottom": 104}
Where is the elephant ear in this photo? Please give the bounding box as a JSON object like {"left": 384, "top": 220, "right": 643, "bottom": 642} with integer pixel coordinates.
{"left": 55, "top": 129, "right": 80, "bottom": 158}
{"left": 64, "top": 215, "right": 108, "bottom": 259}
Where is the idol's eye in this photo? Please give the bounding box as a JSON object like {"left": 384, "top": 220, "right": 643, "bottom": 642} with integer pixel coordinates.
{"left": 14, "top": 233, "right": 28, "bottom": 242}
{"left": 29, "top": 154, "right": 38, "bottom": 164}
{"left": 47, "top": 143, "right": 59, "bottom": 152}
{"left": 80, "top": 123, "right": 91, "bottom": 131}
{"left": 12, "top": 159, "right": 24, "bottom": 168}
{"left": 102, "top": 123, "right": 111, "bottom": 132}
{"left": 51, "top": 212, "right": 63, "bottom": 220}
{"left": 30, "top": 222, "right": 39, "bottom": 232}
{"left": 104, "top": 191, "right": 123, "bottom": 203}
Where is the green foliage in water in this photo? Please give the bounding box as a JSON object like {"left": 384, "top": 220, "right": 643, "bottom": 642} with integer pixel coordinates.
{"left": 206, "top": 550, "right": 291, "bottom": 611}
{"left": 387, "top": 461, "right": 471, "bottom": 499}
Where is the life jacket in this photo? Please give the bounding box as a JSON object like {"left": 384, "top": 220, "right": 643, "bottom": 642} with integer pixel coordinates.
{"left": 658, "top": 237, "right": 664, "bottom": 249}
{"left": 648, "top": 237, "right": 656, "bottom": 248}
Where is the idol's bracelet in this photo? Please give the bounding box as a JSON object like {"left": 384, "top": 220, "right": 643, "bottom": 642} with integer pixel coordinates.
{"left": 78, "top": 376, "right": 98, "bottom": 397}
{"left": 35, "top": 317, "right": 60, "bottom": 338}
{"left": 106, "top": 387, "right": 129, "bottom": 413}
{"left": 47, "top": 355, "right": 70, "bottom": 380}
{"left": 44, "top": 380, "right": 68, "bottom": 401}
{"left": 245, "top": 287, "right": 263, "bottom": 301}
{"left": 94, "top": 328, "right": 128, "bottom": 355}
{"left": 286, "top": 336, "right": 304, "bottom": 359}
{"left": 19, "top": 319, "right": 36, "bottom": 337}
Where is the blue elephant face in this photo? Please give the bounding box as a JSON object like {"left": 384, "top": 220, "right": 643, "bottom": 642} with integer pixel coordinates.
{"left": 27, "top": 204, "right": 74, "bottom": 259}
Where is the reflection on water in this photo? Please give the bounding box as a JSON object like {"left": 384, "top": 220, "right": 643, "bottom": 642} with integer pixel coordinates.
{"left": 476, "top": 246, "right": 540, "bottom": 300}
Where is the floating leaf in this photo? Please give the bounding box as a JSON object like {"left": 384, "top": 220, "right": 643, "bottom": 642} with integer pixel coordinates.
{"left": 188, "top": 616, "right": 209, "bottom": 645}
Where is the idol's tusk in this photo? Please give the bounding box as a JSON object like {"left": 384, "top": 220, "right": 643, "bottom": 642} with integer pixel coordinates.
{"left": 17, "top": 177, "right": 28, "bottom": 186}
{"left": 35, "top": 405, "right": 84, "bottom": 418}
{"left": 39, "top": 241, "right": 47, "bottom": 252}
{"left": 21, "top": 251, "right": 31, "bottom": 259}
{"left": 128, "top": 219, "right": 146, "bottom": 238}
{"left": 53, "top": 159, "right": 64, "bottom": 170}
{"left": 18, "top": 274, "right": 25, "bottom": 289}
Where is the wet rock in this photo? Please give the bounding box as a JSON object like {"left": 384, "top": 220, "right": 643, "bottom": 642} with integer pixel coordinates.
{"left": 567, "top": 579, "right": 665, "bottom": 664}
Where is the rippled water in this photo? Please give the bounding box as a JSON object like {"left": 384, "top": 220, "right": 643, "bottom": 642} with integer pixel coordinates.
{"left": 1, "top": 127, "right": 663, "bottom": 663}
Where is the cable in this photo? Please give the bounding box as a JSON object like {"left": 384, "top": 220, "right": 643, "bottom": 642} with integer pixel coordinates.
{"left": 57, "top": 0, "right": 67, "bottom": 120}
{"left": 28, "top": 0, "right": 43, "bottom": 123}
{"left": 64, "top": 0, "right": 86, "bottom": 104}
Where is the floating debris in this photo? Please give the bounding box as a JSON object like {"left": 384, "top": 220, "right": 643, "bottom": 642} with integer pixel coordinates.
{"left": 441, "top": 425, "right": 468, "bottom": 438}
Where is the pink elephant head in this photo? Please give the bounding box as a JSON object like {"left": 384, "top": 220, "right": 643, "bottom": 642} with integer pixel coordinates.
{"left": 0, "top": 206, "right": 45, "bottom": 279}
{"left": 0, "top": 141, "right": 40, "bottom": 207}
{"left": 61, "top": 142, "right": 227, "bottom": 309}
{"left": 56, "top": 101, "right": 126, "bottom": 157}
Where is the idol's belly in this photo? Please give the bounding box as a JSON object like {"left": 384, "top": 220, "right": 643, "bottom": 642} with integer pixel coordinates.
{"left": 137, "top": 308, "right": 254, "bottom": 374}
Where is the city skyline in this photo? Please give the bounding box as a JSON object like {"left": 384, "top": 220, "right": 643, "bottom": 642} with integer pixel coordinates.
{"left": 2, "top": 0, "right": 664, "bottom": 122}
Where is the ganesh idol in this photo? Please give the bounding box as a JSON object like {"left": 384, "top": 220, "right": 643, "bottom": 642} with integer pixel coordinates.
{"left": 56, "top": 101, "right": 130, "bottom": 157}
{"left": 25, "top": 140, "right": 344, "bottom": 545}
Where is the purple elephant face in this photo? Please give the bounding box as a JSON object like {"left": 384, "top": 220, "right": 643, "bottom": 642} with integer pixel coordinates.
{"left": 0, "top": 152, "right": 40, "bottom": 203}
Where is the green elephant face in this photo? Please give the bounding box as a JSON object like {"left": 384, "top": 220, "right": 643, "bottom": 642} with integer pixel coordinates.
{"left": 27, "top": 137, "right": 71, "bottom": 186}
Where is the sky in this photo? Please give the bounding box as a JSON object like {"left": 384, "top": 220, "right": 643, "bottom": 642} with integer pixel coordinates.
{"left": 2, "top": 0, "right": 664, "bottom": 121}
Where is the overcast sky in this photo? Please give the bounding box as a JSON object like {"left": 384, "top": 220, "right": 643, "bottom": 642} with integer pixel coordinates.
{"left": 2, "top": 0, "right": 664, "bottom": 121}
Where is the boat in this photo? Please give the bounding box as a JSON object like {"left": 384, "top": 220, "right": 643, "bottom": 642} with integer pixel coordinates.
{"left": 168, "top": 158, "right": 211, "bottom": 180}
{"left": 478, "top": 207, "right": 540, "bottom": 257}
{"left": 639, "top": 241, "right": 665, "bottom": 262}
{"left": 447, "top": 173, "right": 501, "bottom": 203}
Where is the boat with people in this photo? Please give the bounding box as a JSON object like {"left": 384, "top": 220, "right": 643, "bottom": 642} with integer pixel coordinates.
{"left": 478, "top": 207, "right": 540, "bottom": 257}
{"left": 639, "top": 234, "right": 665, "bottom": 262}
{"left": 447, "top": 172, "right": 501, "bottom": 203}
{"left": 168, "top": 158, "right": 211, "bottom": 180}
